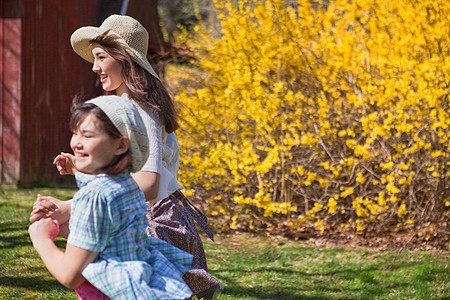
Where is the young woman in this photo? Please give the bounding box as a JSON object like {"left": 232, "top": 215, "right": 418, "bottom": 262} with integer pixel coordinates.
{"left": 31, "top": 15, "right": 223, "bottom": 299}
{"left": 29, "top": 95, "right": 193, "bottom": 299}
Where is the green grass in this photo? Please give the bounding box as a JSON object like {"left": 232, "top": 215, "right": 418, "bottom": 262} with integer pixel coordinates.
{"left": 204, "top": 236, "right": 449, "bottom": 299}
{"left": 1, "top": 188, "right": 449, "bottom": 299}
{"left": 0, "top": 188, "right": 77, "bottom": 299}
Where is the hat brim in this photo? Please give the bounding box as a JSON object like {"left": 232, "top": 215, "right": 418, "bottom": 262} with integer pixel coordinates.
{"left": 70, "top": 26, "right": 160, "bottom": 80}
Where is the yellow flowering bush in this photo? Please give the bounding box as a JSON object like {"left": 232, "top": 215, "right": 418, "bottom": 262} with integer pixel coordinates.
{"left": 173, "top": 0, "right": 449, "bottom": 239}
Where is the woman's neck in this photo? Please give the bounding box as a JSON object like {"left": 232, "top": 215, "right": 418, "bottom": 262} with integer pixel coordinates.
{"left": 116, "top": 83, "right": 131, "bottom": 99}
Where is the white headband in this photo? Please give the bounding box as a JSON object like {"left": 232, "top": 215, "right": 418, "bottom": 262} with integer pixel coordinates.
{"left": 86, "top": 95, "right": 149, "bottom": 172}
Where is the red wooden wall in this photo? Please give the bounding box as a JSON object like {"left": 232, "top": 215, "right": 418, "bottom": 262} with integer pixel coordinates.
{"left": 1, "top": 0, "right": 164, "bottom": 187}
{"left": 1, "top": 0, "right": 102, "bottom": 186}
{"left": 19, "top": 0, "right": 102, "bottom": 186}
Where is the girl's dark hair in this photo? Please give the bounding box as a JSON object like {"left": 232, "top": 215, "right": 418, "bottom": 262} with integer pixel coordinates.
{"left": 90, "top": 31, "right": 180, "bottom": 133}
{"left": 70, "top": 98, "right": 131, "bottom": 175}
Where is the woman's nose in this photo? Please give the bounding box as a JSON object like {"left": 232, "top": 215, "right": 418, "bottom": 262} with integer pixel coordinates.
{"left": 92, "top": 62, "right": 100, "bottom": 73}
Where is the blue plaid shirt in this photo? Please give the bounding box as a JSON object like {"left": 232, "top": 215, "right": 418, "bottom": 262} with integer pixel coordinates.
{"left": 67, "top": 172, "right": 192, "bottom": 299}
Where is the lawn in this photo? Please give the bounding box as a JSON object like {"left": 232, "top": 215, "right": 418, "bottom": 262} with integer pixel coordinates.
{"left": 0, "top": 188, "right": 448, "bottom": 299}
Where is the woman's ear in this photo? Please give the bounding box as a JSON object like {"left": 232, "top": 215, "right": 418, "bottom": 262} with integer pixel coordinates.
{"left": 115, "top": 136, "right": 130, "bottom": 156}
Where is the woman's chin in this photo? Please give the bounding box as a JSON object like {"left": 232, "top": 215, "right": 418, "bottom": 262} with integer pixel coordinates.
{"left": 102, "top": 84, "right": 116, "bottom": 92}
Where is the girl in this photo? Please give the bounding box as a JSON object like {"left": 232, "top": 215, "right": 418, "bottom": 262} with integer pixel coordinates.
{"left": 31, "top": 14, "right": 223, "bottom": 299}
{"left": 29, "top": 95, "right": 193, "bottom": 299}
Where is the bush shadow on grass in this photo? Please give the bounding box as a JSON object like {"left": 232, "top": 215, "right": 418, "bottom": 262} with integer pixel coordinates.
{"left": 219, "top": 270, "right": 413, "bottom": 300}
{"left": 0, "top": 275, "right": 66, "bottom": 292}
{"left": 0, "top": 221, "right": 32, "bottom": 250}
{"left": 0, "top": 220, "right": 29, "bottom": 233}
{"left": 0, "top": 221, "right": 66, "bottom": 250}
{"left": 223, "top": 284, "right": 328, "bottom": 300}
{"left": 216, "top": 259, "right": 444, "bottom": 300}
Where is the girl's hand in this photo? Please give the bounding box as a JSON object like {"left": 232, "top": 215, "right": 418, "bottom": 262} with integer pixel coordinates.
{"left": 58, "top": 222, "right": 70, "bottom": 239}
{"left": 30, "top": 195, "right": 71, "bottom": 224}
{"left": 29, "top": 218, "right": 60, "bottom": 241}
{"left": 53, "top": 152, "right": 77, "bottom": 175}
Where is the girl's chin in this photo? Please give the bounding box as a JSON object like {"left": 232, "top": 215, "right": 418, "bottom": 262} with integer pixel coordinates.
{"left": 76, "top": 168, "right": 99, "bottom": 175}
{"left": 74, "top": 163, "right": 96, "bottom": 174}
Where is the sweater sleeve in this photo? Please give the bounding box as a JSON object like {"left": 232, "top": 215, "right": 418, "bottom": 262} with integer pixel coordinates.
{"left": 136, "top": 106, "right": 162, "bottom": 173}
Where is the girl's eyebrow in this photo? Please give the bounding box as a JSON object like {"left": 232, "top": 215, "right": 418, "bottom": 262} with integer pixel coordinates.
{"left": 78, "top": 128, "right": 96, "bottom": 134}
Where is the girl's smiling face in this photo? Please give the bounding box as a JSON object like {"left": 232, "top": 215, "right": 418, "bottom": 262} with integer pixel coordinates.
{"left": 70, "top": 113, "right": 123, "bottom": 174}
{"left": 91, "top": 44, "right": 127, "bottom": 94}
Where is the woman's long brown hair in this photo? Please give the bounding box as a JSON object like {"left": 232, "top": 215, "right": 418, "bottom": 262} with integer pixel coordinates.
{"left": 90, "top": 31, "right": 180, "bottom": 133}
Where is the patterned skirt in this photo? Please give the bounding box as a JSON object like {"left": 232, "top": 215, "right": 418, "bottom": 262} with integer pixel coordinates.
{"left": 146, "top": 190, "right": 220, "bottom": 295}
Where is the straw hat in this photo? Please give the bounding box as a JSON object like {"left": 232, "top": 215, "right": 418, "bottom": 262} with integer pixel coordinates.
{"left": 86, "top": 95, "right": 149, "bottom": 173}
{"left": 70, "top": 14, "right": 159, "bottom": 80}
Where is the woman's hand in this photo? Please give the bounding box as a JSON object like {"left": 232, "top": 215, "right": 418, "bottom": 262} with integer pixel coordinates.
{"left": 29, "top": 218, "right": 60, "bottom": 241}
{"left": 30, "top": 195, "right": 72, "bottom": 224}
{"left": 53, "top": 152, "right": 77, "bottom": 175}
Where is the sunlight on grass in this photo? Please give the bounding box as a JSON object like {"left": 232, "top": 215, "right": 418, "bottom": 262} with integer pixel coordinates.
{"left": 0, "top": 188, "right": 77, "bottom": 300}
{"left": 0, "top": 188, "right": 448, "bottom": 299}
{"left": 203, "top": 234, "right": 449, "bottom": 300}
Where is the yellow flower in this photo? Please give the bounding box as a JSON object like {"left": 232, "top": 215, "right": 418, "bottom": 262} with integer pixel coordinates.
{"left": 356, "top": 219, "right": 366, "bottom": 231}
{"left": 397, "top": 204, "right": 408, "bottom": 218}
{"left": 328, "top": 198, "right": 338, "bottom": 214}
{"left": 356, "top": 172, "right": 367, "bottom": 184}
{"left": 172, "top": 0, "right": 449, "bottom": 233}
{"left": 340, "top": 187, "right": 354, "bottom": 198}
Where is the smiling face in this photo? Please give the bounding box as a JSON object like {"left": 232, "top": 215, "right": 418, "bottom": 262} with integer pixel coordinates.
{"left": 70, "top": 113, "right": 124, "bottom": 174}
{"left": 91, "top": 43, "right": 128, "bottom": 95}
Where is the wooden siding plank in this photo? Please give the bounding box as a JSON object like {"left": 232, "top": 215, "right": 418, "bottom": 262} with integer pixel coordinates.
{"left": 0, "top": 0, "right": 22, "bottom": 185}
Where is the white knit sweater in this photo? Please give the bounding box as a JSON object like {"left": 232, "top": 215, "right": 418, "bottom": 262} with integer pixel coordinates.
{"left": 133, "top": 102, "right": 184, "bottom": 201}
